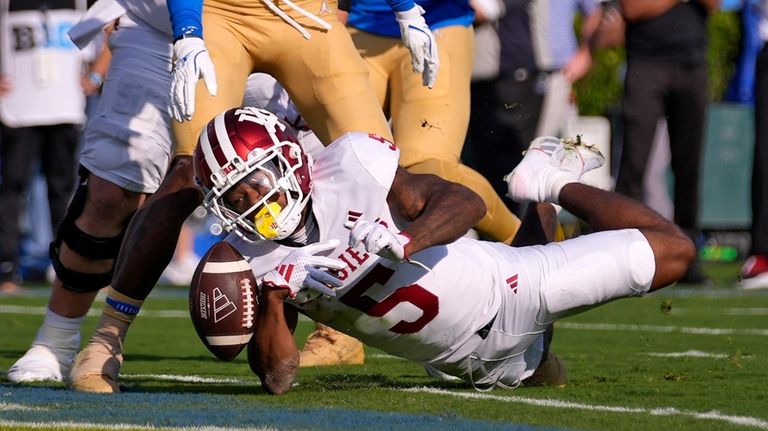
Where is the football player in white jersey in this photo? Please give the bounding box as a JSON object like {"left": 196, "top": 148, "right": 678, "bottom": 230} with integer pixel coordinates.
{"left": 193, "top": 107, "right": 695, "bottom": 394}
{"left": 64, "top": 0, "right": 441, "bottom": 392}
{"left": 5, "top": 0, "right": 318, "bottom": 386}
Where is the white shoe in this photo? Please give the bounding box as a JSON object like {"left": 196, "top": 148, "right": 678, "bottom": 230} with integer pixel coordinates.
{"left": 7, "top": 345, "right": 74, "bottom": 383}
{"left": 159, "top": 254, "right": 200, "bottom": 286}
{"left": 559, "top": 136, "right": 605, "bottom": 179}
{"left": 505, "top": 136, "right": 605, "bottom": 204}
{"left": 739, "top": 255, "right": 768, "bottom": 290}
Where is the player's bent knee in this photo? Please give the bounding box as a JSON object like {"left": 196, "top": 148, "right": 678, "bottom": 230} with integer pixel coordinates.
{"left": 159, "top": 156, "right": 203, "bottom": 196}
{"left": 50, "top": 220, "right": 126, "bottom": 292}
{"left": 49, "top": 176, "right": 130, "bottom": 293}
{"left": 648, "top": 230, "right": 696, "bottom": 289}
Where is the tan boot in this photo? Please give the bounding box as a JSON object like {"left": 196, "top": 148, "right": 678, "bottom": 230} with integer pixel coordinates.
{"left": 68, "top": 315, "right": 126, "bottom": 393}
{"left": 299, "top": 324, "right": 364, "bottom": 367}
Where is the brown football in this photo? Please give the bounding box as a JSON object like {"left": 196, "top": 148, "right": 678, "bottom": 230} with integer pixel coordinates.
{"left": 189, "top": 240, "right": 258, "bottom": 361}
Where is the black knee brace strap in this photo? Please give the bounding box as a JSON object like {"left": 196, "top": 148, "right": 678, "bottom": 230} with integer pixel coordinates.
{"left": 49, "top": 167, "right": 129, "bottom": 292}
{"left": 49, "top": 242, "right": 114, "bottom": 292}
{"left": 56, "top": 216, "right": 125, "bottom": 260}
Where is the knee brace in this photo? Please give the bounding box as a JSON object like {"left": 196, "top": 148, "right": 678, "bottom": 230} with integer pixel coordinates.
{"left": 49, "top": 168, "right": 131, "bottom": 292}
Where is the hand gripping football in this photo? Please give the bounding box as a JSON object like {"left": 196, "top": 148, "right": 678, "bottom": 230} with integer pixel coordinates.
{"left": 190, "top": 241, "right": 258, "bottom": 361}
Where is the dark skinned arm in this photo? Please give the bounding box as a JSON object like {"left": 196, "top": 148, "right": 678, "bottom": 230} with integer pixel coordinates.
{"left": 387, "top": 167, "right": 486, "bottom": 257}
{"left": 696, "top": 0, "right": 720, "bottom": 13}
{"left": 619, "top": 0, "right": 678, "bottom": 22}
{"left": 248, "top": 286, "right": 299, "bottom": 395}
{"left": 620, "top": 0, "right": 718, "bottom": 22}
{"left": 591, "top": 4, "right": 626, "bottom": 51}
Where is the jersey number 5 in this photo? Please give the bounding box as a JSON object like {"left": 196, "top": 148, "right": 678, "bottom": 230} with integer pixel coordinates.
{"left": 338, "top": 264, "right": 438, "bottom": 334}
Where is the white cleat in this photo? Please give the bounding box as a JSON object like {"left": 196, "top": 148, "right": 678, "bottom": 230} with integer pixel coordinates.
{"left": 505, "top": 136, "right": 605, "bottom": 204}
{"left": 559, "top": 136, "right": 605, "bottom": 179}
{"left": 7, "top": 345, "right": 74, "bottom": 383}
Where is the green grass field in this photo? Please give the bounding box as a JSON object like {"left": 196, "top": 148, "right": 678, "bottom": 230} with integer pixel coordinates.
{"left": 1, "top": 262, "right": 767, "bottom": 431}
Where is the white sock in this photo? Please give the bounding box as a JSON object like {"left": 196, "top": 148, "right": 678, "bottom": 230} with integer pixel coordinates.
{"left": 535, "top": 167, "right": 577, "bottom": 205}
{"left": 32, "top": 308, "right": 84, "bottom": 354}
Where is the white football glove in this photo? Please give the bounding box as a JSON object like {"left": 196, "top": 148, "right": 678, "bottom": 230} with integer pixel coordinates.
{"left": 348, "top": 220, "right": 411, "bottom": 262}
{"left": 170, "top": 37, "right": 218, "bottom": 122}
{"left": 395, "top": 5, "right": 439, "bottom": 89}
{"left": 261, "top": 239, "right": 346, "bottom": 299}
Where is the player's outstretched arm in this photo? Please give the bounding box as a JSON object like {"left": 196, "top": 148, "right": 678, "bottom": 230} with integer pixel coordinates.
{"left": 558, "top": 183, "right": 695, "bottom": 291}
{"left": 248, "top": 287, "right": 299, "bottom": 395}
{"left": 387, "top": 167, "right": 486, "bottom": 256}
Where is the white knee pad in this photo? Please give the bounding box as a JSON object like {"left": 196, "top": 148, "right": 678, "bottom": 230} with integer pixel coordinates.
{"left": 539, "top": 229, "right": 655, "bottom": 321}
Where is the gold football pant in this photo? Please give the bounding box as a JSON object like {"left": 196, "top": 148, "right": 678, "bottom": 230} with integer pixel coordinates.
{"left": 349, "top": 25, "right": 520, "bottom": 243}
{"left": 173, "top": 0, "right": 392, "bottom": 156}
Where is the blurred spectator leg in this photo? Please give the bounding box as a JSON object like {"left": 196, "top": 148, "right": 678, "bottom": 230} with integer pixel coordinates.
{"left": 643, "top": 119, "right": 674, "bottom": 220}
{"left": 0, "top": 126, "right": 42, "bottom": 293}
{"left": 740, "top": 43, "right": 768, "bottom": 289}
{"left": 616, "top": 60, "right": 663, "bottom": 205}
{"left": 467, "top": 73, "right": 543, "bottom": 217}
{"left": 668, "top": 65, "right": 709, "bottom": 284}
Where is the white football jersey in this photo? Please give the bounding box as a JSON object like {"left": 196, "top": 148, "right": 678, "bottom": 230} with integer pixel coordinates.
{"left": 231, "top": 132, "right": 514, "bottom": 368}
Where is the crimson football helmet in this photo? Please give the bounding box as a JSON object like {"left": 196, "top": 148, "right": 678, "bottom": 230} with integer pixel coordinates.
{"left": 193, "top": 107, "right": 312, "bottom": 242}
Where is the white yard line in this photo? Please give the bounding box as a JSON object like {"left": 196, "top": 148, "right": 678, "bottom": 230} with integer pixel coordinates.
{"left": 367, "top": 353, "right": 403, "bottom": 360}
{"left": 0, "top": 304, "right": 188, "bottom": 318}
{"left": 3, "top": 305, "right": 767, "bottom": 336}
{"left": 645, "top": 350, "right": 730, "bottom": 359}
{"left": 404, "top": 387, "right": 768, "bottom": 430}
{"left": 723, "top": 308, "right": 768, "bottom": 315}
{"left": 664, "top": 308, "right": 768, "bottom": 316}
{"left": 557, "top": 322, "right": 768, "bottom": 336}
{"left": 0, "top": 402, "right": 48, "bottom": 412}
{"left": 2, "top": 373, "right": 764, "bottom": 429}
{"left": 120, "top": 373, "right": 258, "bottom": 385}
{"left": 0, "top": 420, "right": 277, "bottom": 431}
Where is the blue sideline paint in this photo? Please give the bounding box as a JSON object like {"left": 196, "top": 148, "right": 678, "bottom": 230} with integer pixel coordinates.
{"left": 0, "top": 385, "right": 557, "bottom": 431}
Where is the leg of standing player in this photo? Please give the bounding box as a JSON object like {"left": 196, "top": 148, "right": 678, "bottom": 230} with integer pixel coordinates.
{"left": 68, "top": 27, "right": 247, "bottom": 391}
{"left": 10, "top": 18, "right": 169, "bottom": 385}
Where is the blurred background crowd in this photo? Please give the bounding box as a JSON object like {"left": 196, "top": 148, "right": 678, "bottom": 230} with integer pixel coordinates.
{"left": 1, "top": 0, "right": 766, "bottom": 294}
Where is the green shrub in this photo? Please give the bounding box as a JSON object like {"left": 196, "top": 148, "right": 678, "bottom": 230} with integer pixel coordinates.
{"left": 574, "top": 11, "right": 743, "bottom": 116}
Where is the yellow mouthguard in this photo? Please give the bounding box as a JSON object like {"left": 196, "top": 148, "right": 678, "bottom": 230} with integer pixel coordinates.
{"left": 254, "top": 201, "right": 282, "bottom": 239}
